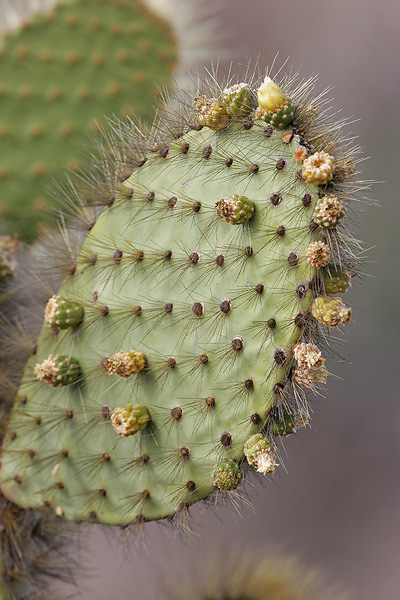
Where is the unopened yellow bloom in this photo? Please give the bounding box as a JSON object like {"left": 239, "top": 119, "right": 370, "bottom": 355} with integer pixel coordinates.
{"left": 257, "top": 76, "right": 286, "bottom": 112}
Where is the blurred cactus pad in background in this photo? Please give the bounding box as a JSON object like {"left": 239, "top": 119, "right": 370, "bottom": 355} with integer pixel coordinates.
{"left": 0, "top": 0, "right": 182, "bottom": 239}
{"left": 0, "top": 63, "right": 365, "bottom": 545}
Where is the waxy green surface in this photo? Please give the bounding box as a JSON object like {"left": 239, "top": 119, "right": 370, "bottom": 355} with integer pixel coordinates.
{"left": 0, "top": 121, "right": 322, "bottom": 524}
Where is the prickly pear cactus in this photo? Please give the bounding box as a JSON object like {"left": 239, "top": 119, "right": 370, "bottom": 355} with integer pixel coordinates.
{"left": 0, "top": 68, "right": 362, "bottom": 530}
{"left": 0, "top": 0, "right": 179, "bottom": 238}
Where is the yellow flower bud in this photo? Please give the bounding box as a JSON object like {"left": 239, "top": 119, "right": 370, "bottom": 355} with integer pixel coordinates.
{"left": 257, "top": 76, "right": 286, "bottom": 112}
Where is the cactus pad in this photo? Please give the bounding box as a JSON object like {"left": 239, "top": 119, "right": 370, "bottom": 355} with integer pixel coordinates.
{"left": 0, "top": 69, "right": 363, "bottom": 528}
{"left": 0, "top": 0, "right": 178, "bottom": 237}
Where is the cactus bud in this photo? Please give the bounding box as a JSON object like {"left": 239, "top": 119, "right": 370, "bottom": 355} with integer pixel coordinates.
{"left": 216, "top": 194, "right": 255, "bottom": 224}
{"left": 270, "top": 409, "right": 309, "bottom": 437}
{"left": 306, "top": 241, "right": 332, "bottom": 268}
{"left": 313, "top": 195, "right": 345, "bottom": 229}
{"left": 302, "top": 151, "right": 335, "bottom": 185}
{"left": 102, "top": 350, "right": 146, "bottom": 377}
{"left": 212, "top": 459, "right": 242, "bottom": 491}
{"left": 244, "top": 433, "right": 277, "bottom": 475}
{"left": 193, "top": 95, "right": 229, "bottom": 131}
{"left": 292, "top": 343, "right": 328, "bottom": 388}
{"left": 311, "top": 296, "right": 352, "bottom": 327}
{"left": 222, "top": 83, "right": 255, "bottom": 116}
{"left": 323, "top": 267, "right": 351, "bottom": 294}
{"left": 44, "top": 295, "right": 84, "bottom": 330}
{"left": 256, "top": 76, "right": 294, "bottom": 128}
{"left": 111, "top": 404, "right": 150, "bottom": 437}
{"left": 34, "top": 354, "right": 81, "bottom": 387}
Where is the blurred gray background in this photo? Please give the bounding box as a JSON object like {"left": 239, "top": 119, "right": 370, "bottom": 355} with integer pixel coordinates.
{"left": 59, "top": 0, "right": 400, "bottom": 598}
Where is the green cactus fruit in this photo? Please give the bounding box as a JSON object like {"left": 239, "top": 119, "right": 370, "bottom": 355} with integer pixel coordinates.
{"left": 44, "top": 295, "right": 84, "bottom": 330}
{"left": 34, "top": 354, "right": 81, "bottom": 387}
{"left": 311, "top": 295, "right": 352, "bottom": 327}
{"left": 313, "top": 194, "right": 345, "bottom": 228}
{"left": 212, "top": 459, "right": 242, "bottom": 491}
{"left": 222, "top": 83, "right": 255, "bottom": 116}
{"left": 269, "top": 408, "right": 309, "bottom": 437}
{"left": 193, "top": 95, "right": 229, "bottom": 130}
{"left": 0, "top": 67, "right": 363, "bottom": 529}
{"left": 255, "top": 102, "right": 295, "bottom": 129}
{"left": 323, "top": 266, "right": 351, "bottom": 294}
{"left": 102, "top": 350, "right": 146, "bottom": 377}
{"left": 216, "top": 194, "right": 255, "bottom": 224}
{"left": 244, "top": 433, "right": 276, "bottom": 474}
{"left": 0, "top": 0, "right": 180, "bottom": 238}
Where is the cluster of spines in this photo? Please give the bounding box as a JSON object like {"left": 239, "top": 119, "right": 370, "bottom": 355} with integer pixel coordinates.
{"left": 0, "top": 64, "right": 365, "bottom": 535}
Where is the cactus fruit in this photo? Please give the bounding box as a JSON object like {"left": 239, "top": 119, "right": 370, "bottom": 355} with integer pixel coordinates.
{"left": 313, "top": 194, "right": 345, "bottom": 228}
{"left": 44, "top": 295, "right": 84, "bottom": 330}
{"left": 323, "top": 266, "right": 351, "bottom": 294}
{"left": 103, "top": 350, "right": 146, "bottom": 377}
{"left": 269, "top": 407, "right": 309, "bottom": 437}
{"left": 0, "top": 64, "right": 365, "bottom": 534}
{"left": 302, "top": 151, "right": 335, "bottom": 185}
{"left": 244, "top": 433, "right": 277, "bottom": 475}
{"left": 212, "top": 459, "right": 242, "bottom": 491}
{"left": 216, "top": 194, "right": 255, "bottom": 224}
{"left": 0, "top": 0, "right": 209, "bottom": 238}
{"left": 311, "top": 296, "right": 352, "bottom": 327}
{"left": 34, "top": 353, "right": 81, "bottom": 387}
{"left": 111, "top": 403, "right": 150, "bottom": 437}
{"left": 306, "top": 240, "right": 332, "bottom": 268}
{"left": 193, "top": 95, "right": 229, "bottom": 130}
{"left": 222, "top": 83, "right": 255, "bottom": 116}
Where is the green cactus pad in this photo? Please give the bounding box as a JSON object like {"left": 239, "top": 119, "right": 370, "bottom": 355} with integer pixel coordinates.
{"left": 0, "top": 0, "right": 178, "bottom": 238}
{"left": 0, "top": 113, "right": 329, "bottom": 525}
{"left": 44, "top": 295, "right": 84, "bottom": 330}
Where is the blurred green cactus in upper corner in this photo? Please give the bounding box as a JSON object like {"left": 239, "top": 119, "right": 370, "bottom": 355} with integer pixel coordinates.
{"left": 0, "top": 0, "right": 185, "bottom": 239}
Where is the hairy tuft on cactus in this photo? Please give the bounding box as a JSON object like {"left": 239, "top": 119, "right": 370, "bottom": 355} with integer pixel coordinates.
{"left": 0, "top": 63, "right": 366, "bottom": 540}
